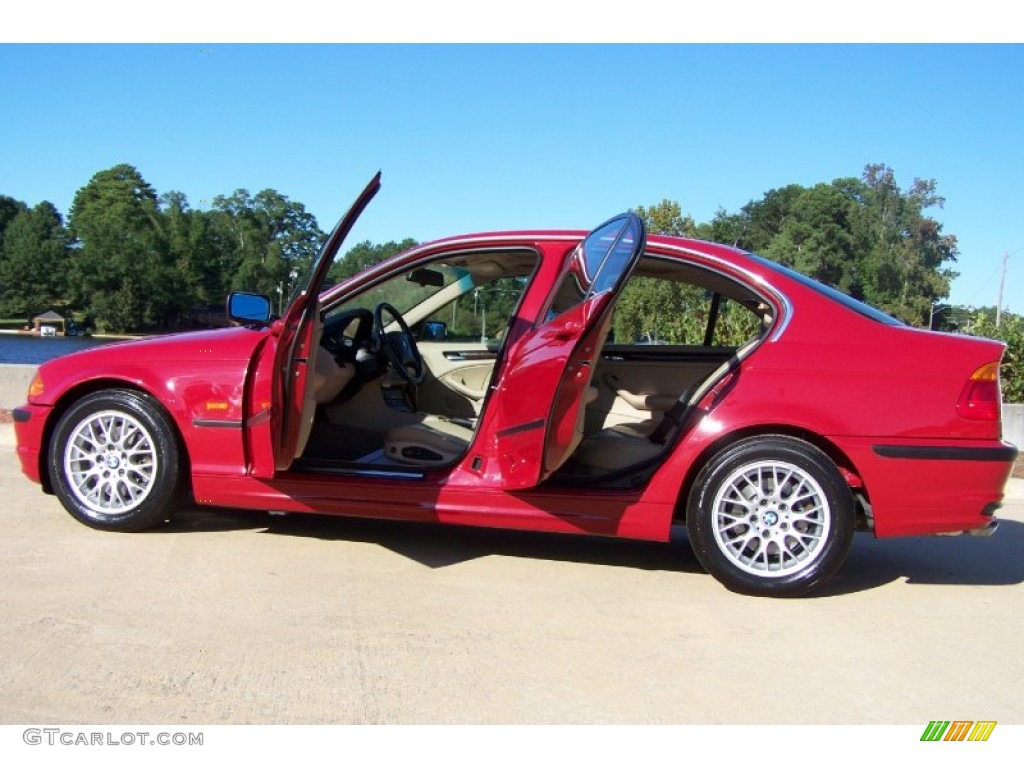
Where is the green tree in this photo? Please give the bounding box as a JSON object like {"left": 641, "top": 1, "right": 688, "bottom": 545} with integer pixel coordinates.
{"left": 160, "top": 191, "right": 226, "bottom": 318}
{"left": 329, "top": 238, "right": 418, "bottom": 284}
{"left": 0, "top": 195, "right": 26, "bottom": 239}
{"left": 209, "top": 188, "right": 324, "bottom": 300}
{"left": 964, "top": 310, "right": 1024, "bottom": 403}
{"left": 701, "top": 165, "right": 958, "bottom": 326}
{"left": 853, "top": 164, "right": 959, "bottom": 324}
{"left": 633, "top": 199, "right": 697, "bottom": 238}
{"left": 0, "top": 195, "right": 29, "bottom": 276}
{"left": 763, "top": 183, "right": 861, "bottom": 295}
{"left": 0, "top": 201, "right": 70, "bottom": 319}
{"left": 68, "top": 164, "right": 177, "bottom": 332}
{"left": 706, "top": 185, "right": 806, "bottom": 252}
{"left": 70, "top": 165, "right": 174, "bottom": 331}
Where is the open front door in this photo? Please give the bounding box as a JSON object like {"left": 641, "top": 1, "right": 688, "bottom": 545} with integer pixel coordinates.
{"left": 270, "top": 172, "right": 381, "bottom": 471}
{"left": 485, "top": 213, "right": 646, "bottom": 489}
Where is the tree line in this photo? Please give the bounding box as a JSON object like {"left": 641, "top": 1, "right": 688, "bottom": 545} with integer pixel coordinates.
{"left": 0, "top": 164, "right": 326, "bottom": 333}
{"left": 0, "top": 162, "right": 1019, "bottom": 399}
{"left": 634, "top": 163, "right": 959, "bottom": 327}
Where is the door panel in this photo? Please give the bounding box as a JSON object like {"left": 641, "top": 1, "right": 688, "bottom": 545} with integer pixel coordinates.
{"left": 436, "top": 363, "right": 494, "bottom": 403}
{"left": 487, "top": 297, "right": 605, "bottom": 488}
{"left": 587, "top": 347, "right": 734, "bottom": 432}
{"left": 416, "top": 341, "right": 497, "bottom": 417}
{"left": 271, "top": 173, "right": 381, "bottom": 471}
{"left": 474, "top": 213, "right": 647, "bottom": 490}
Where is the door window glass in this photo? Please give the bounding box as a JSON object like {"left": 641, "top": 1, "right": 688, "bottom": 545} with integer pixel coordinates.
{"left": 613, "top": 261, "right": 766, "bottom": 347}
{"left": 547, "top": 215, "right": 644, "bottom": 320}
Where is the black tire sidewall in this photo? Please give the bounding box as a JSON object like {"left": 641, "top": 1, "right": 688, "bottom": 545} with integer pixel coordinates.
{"left": 688, "top": 436, "right": 855, "bottom": 597}
{"left": 48, "top": 390, "right": 183, "bottom": 531}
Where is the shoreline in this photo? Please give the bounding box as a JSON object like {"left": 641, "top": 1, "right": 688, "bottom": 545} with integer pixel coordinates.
{"left": 0, "top": 328, "right": 141, "bottom": 340}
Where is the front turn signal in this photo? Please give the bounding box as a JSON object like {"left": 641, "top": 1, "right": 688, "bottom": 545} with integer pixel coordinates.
{"left": 28, "top": 373, "right": 45, "bottom": 400}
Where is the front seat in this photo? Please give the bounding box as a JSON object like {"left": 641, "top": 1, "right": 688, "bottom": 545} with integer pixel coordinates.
{"left": 384, "top": 380, "right": 600, "bottom": 468}
{"left": 383, "top": 416, "right": 474, "bottom": 466}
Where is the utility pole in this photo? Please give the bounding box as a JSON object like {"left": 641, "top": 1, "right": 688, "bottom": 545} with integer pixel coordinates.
{"left": 996, "top": 251, "right": 1008, "bottom": 328}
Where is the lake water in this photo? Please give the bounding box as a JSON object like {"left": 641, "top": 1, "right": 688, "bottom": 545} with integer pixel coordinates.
{"left": 0, "top": 333, "right": 120, "bottom": 365}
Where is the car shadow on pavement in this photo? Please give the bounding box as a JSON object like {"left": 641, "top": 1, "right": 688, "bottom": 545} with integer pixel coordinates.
{"left": 163, "top": 505, "right": 1023, "bottom": 594}
{"left": 260, "top": 511, "right": 707, "bottom": 574}
{"left": 160, "top": 505, "right": 274, "bottom": 534}
{"left": 817, "top": 519, "right": 1024, "bottom": 596}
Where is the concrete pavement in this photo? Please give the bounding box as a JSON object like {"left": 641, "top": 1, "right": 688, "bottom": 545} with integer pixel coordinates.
{"left": 0, "top": 424, "right": 1021, "bottom": 725}
{"left": 0, "top": 364, "right": 36, "bottom": 409}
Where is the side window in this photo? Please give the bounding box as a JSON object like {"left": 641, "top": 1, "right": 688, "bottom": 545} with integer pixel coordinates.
{"left": 612, "top": 264, "right": 765, "bottom": 348}
{"left": 711, "top": 296, "right": 768, "bottom": 346}
{"left": 613, "top": 277, "right": 710, "bottom": 345}
{"left": 420, "top": 276, "right": 529, "bottom": 343}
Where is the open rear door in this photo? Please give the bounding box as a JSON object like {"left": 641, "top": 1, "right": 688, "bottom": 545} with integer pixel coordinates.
{"left": 270, "top": 172, "right": 381, "bottom": 471}
{"left": 485, "top": 213, "right": 646, "bottom": 489}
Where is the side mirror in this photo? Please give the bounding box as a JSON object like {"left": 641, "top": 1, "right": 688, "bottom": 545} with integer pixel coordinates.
{"left": 227, "top": 292, "right": 272, "bottom": 325}
{"left": 419, "top": 320, "right": 448, "bottom": 341}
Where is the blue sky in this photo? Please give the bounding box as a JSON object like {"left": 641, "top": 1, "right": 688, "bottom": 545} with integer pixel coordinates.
{"left": 2, "top": 42, "right": 1022, "bottom": 313}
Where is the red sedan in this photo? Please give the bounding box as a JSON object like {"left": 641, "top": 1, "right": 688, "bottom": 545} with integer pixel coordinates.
{"left": 12, "top": 174, "right": 1017, "bottom": 596}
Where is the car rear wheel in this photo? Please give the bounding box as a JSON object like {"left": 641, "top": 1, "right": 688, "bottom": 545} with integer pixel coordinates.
{"left": 48, "top": 390, "right": 186, "bottom": 531}
{"left": 687, "top": 435, "right": 855, "bottom": 597}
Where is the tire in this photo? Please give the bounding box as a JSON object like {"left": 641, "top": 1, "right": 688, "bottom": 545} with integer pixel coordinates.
{"left": 48, "top": 389, "right": 186, "bottom": 531}
{"left": 687, "top": 435, "right": 855, "bottom": 597}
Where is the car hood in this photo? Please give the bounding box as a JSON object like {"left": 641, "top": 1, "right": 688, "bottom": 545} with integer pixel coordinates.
{"left": 81, "top": 326, "right": 269, "bottom": 363}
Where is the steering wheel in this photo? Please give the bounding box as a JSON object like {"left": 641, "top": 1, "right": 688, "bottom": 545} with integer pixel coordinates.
{"left": 374, "top": 302, "right": 426, "bottom": 385}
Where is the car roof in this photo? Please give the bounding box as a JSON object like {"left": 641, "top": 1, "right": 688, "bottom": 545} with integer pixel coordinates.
{"left": 327, "top": 227, "right": 906, "bottom": 332}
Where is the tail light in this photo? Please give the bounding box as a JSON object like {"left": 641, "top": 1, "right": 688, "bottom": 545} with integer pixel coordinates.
{"left": 956, "top": 362, "right": 1002, "bottom": 421}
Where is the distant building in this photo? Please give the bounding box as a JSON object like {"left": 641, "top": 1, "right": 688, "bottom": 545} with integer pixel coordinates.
{"left": 32, "top": 311, "right": 65, "bottom": 336}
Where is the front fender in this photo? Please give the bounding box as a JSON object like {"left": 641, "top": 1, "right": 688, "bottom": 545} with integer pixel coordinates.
{"left": 31, "top": 359, "right": 255, "bottom": 485}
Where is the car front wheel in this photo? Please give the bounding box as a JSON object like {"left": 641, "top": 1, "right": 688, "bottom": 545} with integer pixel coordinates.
{"left": 48, "top": 390, "right": 186, "bottom": 531}
{"left": 687, "top": 435, "right": 855, "bottom": 597}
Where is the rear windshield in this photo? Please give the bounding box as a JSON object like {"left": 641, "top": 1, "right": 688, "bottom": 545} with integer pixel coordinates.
{"left": 746, "top": 253, "right": 905, "bottom": 327}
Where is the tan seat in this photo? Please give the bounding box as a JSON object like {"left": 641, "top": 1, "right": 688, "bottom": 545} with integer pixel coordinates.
{"left": 602, "top": 419, "right": 655, "bottom": 438}
{"left": 574, "top": 340, "right": 760, "bottom": 473}
{"left": 384, "top": 416, "right": 474, "bottom": 466}
{"left": 385, "top": 382, "right": 598, "bottom": 469}
{"left": 572, "top": 421, "right": 663, "bottom": 471}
